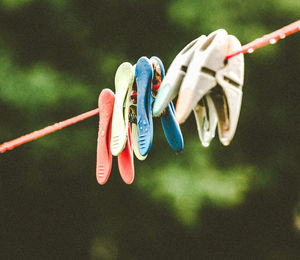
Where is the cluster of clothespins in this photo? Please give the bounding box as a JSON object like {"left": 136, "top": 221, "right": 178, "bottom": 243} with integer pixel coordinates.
{"left": 1, "top": 21, "right": 299, "bottom": 185}
{"left": 97, "top": 29, "right": 244, "bottom": 185}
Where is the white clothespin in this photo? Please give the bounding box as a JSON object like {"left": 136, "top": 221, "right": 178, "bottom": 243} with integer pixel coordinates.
{"left": 152, "top": 35, "right": 207, "bottom": 117}
{"left": 176, "top": 29, "right": 244, "bottom": 145}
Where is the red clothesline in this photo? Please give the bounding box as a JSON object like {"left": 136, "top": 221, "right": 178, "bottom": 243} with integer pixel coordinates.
{"left": 226, "top": 20, "right": 299, "bottom": 59}
{"left": 1, "top": 20, "right": 299, "bottom": 153}
{"left": 0, "top": 108, "right": 99, "bottom": 153}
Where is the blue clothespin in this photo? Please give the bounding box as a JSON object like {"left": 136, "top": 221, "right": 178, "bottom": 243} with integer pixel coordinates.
{"left": 135, "top": 57, "right": 154, "bottom": 156}
{"left": 150, "top": 56, "right": 184, "bottom": 153}
{"left": 135, "top": 56, "right": 184, "bottom": 156}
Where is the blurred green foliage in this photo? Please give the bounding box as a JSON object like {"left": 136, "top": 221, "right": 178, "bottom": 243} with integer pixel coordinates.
{"left": 137, "top": 138, "right": 266, "bottom": 224}
{"left": 0, "top": 0, "right": 299, "bottom": 259}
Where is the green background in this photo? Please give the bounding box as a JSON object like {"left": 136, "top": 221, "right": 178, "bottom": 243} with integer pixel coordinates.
{"left": 1, "top": 0, "right": 299, "bottom": 259}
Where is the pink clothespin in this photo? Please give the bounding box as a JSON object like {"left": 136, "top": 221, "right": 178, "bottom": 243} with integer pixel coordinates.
{"left": 96, "top": 89, "right": 134, "bottom": 185}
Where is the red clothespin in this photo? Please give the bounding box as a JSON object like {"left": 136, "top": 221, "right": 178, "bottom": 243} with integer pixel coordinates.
{"left": 96, "top": 88, "right": 134, "bottom": 185}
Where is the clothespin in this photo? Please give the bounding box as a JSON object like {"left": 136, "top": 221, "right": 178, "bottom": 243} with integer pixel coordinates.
{"left": 176, "top": 29, "right": 244, "bottom": 145}
{"left": 134, "top": 56, "right": 184, "bottom": 156}
{"left": 96, "top": 89, "right": 115, "bottom": 185}
{"left": 110, "top": 62, "right": 135, "bottom": 183}
{"left": 152, "top": 35, "right": 207, "bottom": 117}
{"left": 110, "top": 62, "right": 134, "bottom": 156}
{"left": 151, "top": 34, "right": 219, "bottom": 146}
{"left": 150, "top": 56, "right": 184, "bottom": 152}
{"left": 96, "top": 88, "right": 134, "bottom": 185}
{"left": 96, "top": 65, "right": 135, "bottom": 185}
{"left": 135, "top": 57, "right": 154, "bottom": 156}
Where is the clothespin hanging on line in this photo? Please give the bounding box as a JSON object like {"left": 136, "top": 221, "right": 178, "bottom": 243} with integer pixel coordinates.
{"left": 0, "top": 21, "right": 298, "bottom": 183}
{"left": 153, "top": 29, "right": 244, "bottom": 146}
{"left": 151, "top": 56, "right": 184, "bottom": 153}
{"left": 176, "top": 29, "right": 244, "bottom": 146}
{"left": 96, "top": 56, "right": 184, "bottom": 185}
{"left": 96, "top": 87, "right": 134, "bottom": 185}
{"left": 135, "top": 56, "right": 184, "bottom": 156}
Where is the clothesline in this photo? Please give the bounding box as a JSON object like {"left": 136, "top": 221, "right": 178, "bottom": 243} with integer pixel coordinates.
{"left": 225, "top": 20, "right": 299, "bottom": 59}
{"left": 0, "top": 109, "right": 99, "bottom": 153}
{"left": 0, "top": 20, "right": 299, "bottom": 154}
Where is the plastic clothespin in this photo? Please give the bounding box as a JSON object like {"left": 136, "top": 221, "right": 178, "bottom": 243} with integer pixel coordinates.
{"left": 135, "top": 57, "right": 154, "bottom": 156}
{"left": 96, "top": 88, "right": 134, "bottom": 184}
{"left": 176, "top": 29, "right": 244, "bottom": 146}
{"left": 150, "top": 56, "right": 184, "bottom": 152}
{"left": 152, "top": 35, "right": 207, "bottom": 117}
{"left": 110, "top": 62, "right": 135, "bottom": 183}
{"left": 110, "top": 62, "right": 135, "bottom": 156}
{"left": 135, "top": 56, "right": 184, "bottom": 156}
{"left": 96, "top": 89, "right": 115, "bottom": 185}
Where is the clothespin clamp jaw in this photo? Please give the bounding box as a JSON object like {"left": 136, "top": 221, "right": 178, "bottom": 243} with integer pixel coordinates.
{"left": 117, "top": 123, "right": 135, "bottom": 184}
{"left": 152, "top": 35, "right": 207, "bottom": 117}
{"left": 110, "top": 62, "right": 135, "bottom": 156}
{"left": 193, "top": 95, "right": 218, "bottom": 147}
{"left": 176, "top": 29, "right": 244, "bottom": 146}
